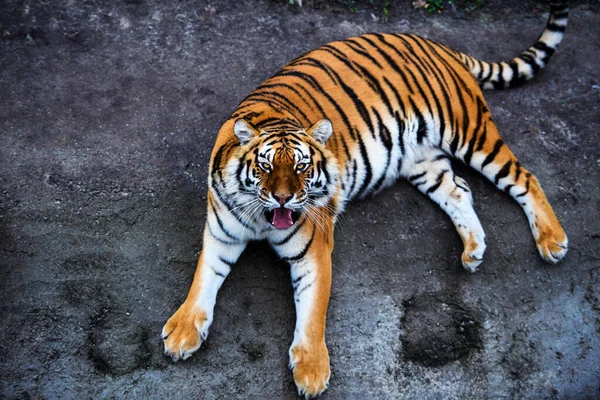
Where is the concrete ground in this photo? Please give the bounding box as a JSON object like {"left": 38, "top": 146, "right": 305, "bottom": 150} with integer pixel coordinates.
{"left": 1, "top": 0, "right": 599, "bottom": 398}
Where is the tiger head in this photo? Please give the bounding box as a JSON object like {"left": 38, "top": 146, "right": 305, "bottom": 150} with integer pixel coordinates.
{"left": 230, "top": 118, "right": 340, "bottom": 230}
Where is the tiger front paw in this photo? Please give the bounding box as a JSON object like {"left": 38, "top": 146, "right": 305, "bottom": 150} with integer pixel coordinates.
{"left": 289, "top": 341, "right": 330, "bottom": 399}
{"left": 161, "top": 304, "right": 209, "bottom": 361}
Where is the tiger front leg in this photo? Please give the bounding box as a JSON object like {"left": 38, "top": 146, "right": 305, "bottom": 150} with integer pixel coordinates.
{"left": 162, "top": 222, "right": 246, "bottom": 361}
{"left": 272, "top": 221, "right": 333, "bottom": 398}
{"left": 288, "top": 237, "right": 332, "bottom": 398}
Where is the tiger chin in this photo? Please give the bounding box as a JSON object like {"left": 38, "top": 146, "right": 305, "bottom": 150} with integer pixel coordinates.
{"left": 162, "top": 2, "right": 569, "bottom": 398}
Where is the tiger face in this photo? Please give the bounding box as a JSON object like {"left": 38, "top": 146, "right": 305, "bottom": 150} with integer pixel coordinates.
{"left": 231, "top": 118, "right": 340, "bottom": 230}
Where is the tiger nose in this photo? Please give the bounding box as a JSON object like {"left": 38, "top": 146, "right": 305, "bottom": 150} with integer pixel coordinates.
{"left": 273, "top": 193, "right": 293, "bottom": 205}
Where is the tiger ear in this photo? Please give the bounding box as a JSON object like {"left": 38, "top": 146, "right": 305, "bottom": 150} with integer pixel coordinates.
{"left": 233, "top": 119, "right": 258, "bottom": 145}
{"left": 307, "top": 119, "right": 333, "bottom": 144}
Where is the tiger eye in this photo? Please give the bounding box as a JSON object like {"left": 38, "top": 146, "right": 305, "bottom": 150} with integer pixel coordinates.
{"left": 296, "top": 163, "right": 309, "bottom": 172}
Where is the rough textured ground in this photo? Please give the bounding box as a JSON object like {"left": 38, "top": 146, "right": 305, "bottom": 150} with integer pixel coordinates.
{"left": 1, "top": 0, "right": 599, "bottom": 398}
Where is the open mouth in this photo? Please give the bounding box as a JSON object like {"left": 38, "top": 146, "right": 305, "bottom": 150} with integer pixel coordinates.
{"left": 264, "top": 207, "right": 301, "bottom": 230}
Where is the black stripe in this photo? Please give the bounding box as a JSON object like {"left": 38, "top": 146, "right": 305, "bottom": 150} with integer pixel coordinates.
{"left": 408, "top": 97, "right": 428, "bottom": 144}
{"left": 372, "top": 107, "right": 393, "bottom": 150}
{"left": 409, "top": 171, "right": 426, "bottom": 182}
{"left": 371, "top": 112, "right": 392, "bottom": 194}
{"left": 219, "top": 256, "right": 235, "bottom": 267}
{"left": 282, "top": 225, "right": 316, "bottom": 262}
{"left": 272, "top": 216, "right": 308, "bottom": 246}
{"left": 348, "top": 159, "right": 358, "bottom": 197}
{"left": 210, "top": 265, "right": 226, "bottom": 278}
{"left": 519, "top": 53, "right": 541, "bottom": 74}
{"left": 515, "top": 178, "right": 530, "bottom": 197}
{"left": 453, "top": 175, "right": 470, "bottom": 192}
{"left": 345, "top": 38, "right": 384, "bottom": 69}
{"left": 514, "top": 161, "right": 522, "bottom": 183}
{"left": 474, "top": 58, "right": 484, "bottom": 80}
{"left": 449, "top": 128, "right": 461, "bottom": 155}
{"left": 245, "top": 90, "right": 311, "bottom": 124}
{"left": 394, "top": 111, "right": 406, "bottom": 156}
{"left": 271, "top": 131, "right": 307, "bottom": 142}
{"left": 337, "top": 133, "right": 352, "bottom": 166}
{"left": 255, "top": 84, "right": 315, "bottom": 116}
{"left": 533, "top": 41, "right": 555, "bottom": 62}
{"left": 235, "top": 110, "right": 263, "bottom": 120}
{"left": 295, "top": 281, "right": 314, "bottom": 297}
{"left": 354, "top": 128, "right": 374, "bottom": 198}
{"left": 463, "top": 98, "right": 485, "bottom": 166}
{"left": 297, "top": 58, "right": 339, "bottom": 85}
{"left": 475, "top": 124, "right": 488, "bottom": 152}
{"left": 211, "top": 140, "right": 236, "bottom": 180}
{"left": 235, "top": 148, "right": 253, "bottom": 187}
{"left": 320, "top": 46, "right": 364, "bottom": 77}
{"left": 479, "top": 62, "right": 493, "bottom": 84}
{"left": 210, "top": 183, "right": 257, "bottom": 233}
{"left": 546, "top": 22, "right": 566, "bottom": 32}
{"left": 492, "top": 63, "right": 507, "bottom": 89}
{"left": 383, "top": 77, "right": 407, "bottom": 118}
{"left": 481, "top": 139, "right": 504, "bottom": 170}
{"left": 253, "top": 117, "right": 281, "bottom": 126}
{"left": 427, "top": 169, "right": 448, "bottom": 194}
{"left": 209, "top": 197, "right": 242, "bottom": 242}
{"left": 240, "top": 94, "right": 285, "bottom": 114}
{"left": 292, "top": 272, "right": 307, "bottom": 289}
{"left": 494, "top": 160, "right": 513, "bottom": 184}
{"left": 509, "top": 59, "right": 527, "bottom": 88}
{"left": 208, "top": 223, "right": 241, "bottom": 245}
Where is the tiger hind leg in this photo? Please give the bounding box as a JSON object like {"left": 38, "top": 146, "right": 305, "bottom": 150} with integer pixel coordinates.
{"left": 460, "top": 120, "right": 568, "bottom": 263}
{"left": 402, "top": 149, "right": 486, "bottom": 272}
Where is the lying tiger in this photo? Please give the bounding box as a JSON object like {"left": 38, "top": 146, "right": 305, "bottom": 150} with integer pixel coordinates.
{"left": 162, "top": 2, "right": 569, "bottom": 397}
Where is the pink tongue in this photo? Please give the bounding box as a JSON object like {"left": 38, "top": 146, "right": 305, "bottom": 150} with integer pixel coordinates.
{"left": 273, "top": 207, "right": 293, "bottom": 229}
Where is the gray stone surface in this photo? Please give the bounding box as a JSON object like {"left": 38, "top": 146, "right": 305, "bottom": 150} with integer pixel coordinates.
{"left": 1, "top": 0, "right": 599, "bottom": 398}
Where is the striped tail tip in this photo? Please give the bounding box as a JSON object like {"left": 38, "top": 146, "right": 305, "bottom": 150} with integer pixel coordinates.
{"left": 462, "top": 2, "right": 569, "bottom": 90}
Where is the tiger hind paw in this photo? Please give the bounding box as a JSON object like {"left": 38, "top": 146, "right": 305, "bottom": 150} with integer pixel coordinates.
{"left": 461, "top": 232, "right": 486, "bottom": 272}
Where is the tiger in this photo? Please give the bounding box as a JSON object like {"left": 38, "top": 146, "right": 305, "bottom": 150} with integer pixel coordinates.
{"left": 161, "top": 2, "right": 569, "bottom": 398}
